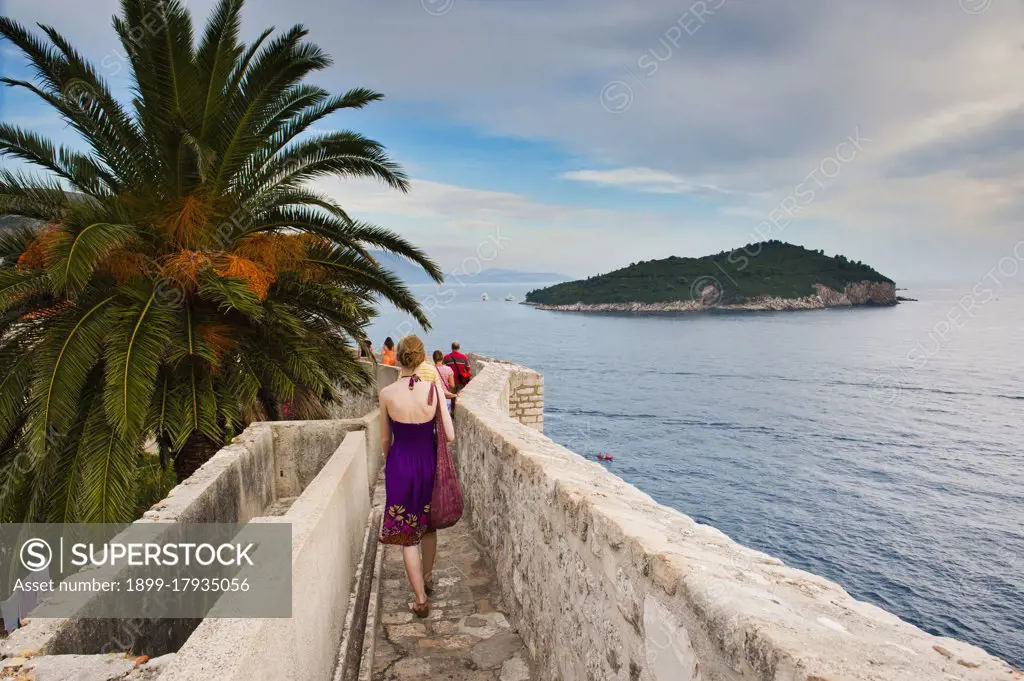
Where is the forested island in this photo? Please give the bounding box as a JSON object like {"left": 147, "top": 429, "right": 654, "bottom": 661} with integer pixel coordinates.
{"left": 525, "top": 241, "right": 898, "bottom": 313}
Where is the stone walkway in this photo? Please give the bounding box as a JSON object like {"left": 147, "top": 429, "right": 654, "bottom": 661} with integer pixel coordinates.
{"left": 371, "top": 523, "right": 535, "bottom": 680}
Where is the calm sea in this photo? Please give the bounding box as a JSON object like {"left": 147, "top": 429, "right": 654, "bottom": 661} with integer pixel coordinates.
{"left": 367, "top": 280, "right": 1024, "bottom": 667}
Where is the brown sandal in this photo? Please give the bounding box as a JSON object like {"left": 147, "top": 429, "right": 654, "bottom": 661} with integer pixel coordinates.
{"left": 410, "top": 601, "right": 430, "bottom": 618}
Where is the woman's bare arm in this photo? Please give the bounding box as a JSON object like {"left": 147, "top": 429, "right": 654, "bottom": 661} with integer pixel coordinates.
{"left": 379, "top": 391, "right": 391, "bottom": 457}
{"left": 436, "top": 381, "right": 455, "bottom": 442}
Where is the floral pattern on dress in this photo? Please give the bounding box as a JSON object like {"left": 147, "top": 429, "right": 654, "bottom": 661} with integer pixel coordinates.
{"left": 380, "top": 502, "right": 432, "bottom": 546}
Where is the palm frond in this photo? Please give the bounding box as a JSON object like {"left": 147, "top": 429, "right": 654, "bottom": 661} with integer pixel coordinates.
{"left": 43, "top": 373, "right": 104, "bottom": 524}
{"left": 197, "top": 269, "right": 264, "bottom": 318}
{"left": 211, "top": 24, "right": 330, "bottom": 191}
{"left": 212, "top": 359, "right": 259, "bottom": 438}
{"left": 254, "top": 84, "right": 329, "bottom": 139}
{"left": 195, "top": 0, "right": 245, "bottom": 140}
{"left": 242, "top": 186, "right": 353, "bottom": 225}
{"left": 256, "top": 87, "right": 384, "bottom": 166}
{"left": 102, "top": 282, "right": 176, "bottom": 437}
{"left": 251, "top": 131, "right": 410, "bottom": 194}
{"left": 304, "top": 244, "right": 432, "bottom": 327}
{"left": 163, "top": 363, "right": 221, "bottom": 451}
{"left": 0, "top": 124, "right": 118, "bottom": 196}
{"left": 342, "top": 218, "right": 443, "bottom": 282}
{"left": 24, "top": 295, "right": 114, "bottom": 454}
{"left": 0, "top": 430, "right": 34, "bottom": 523}
{"left": 47, "top": 222, "right": 136, "bottom": 295}
{"left": 0, "top": 339, "right": 33, "bottom": 445}
{"left": 0, "top": 17, "right": 147, "bottom": 186}
{"left": 0, "top": 268, "right": 51, "bottom": 310}
{"left": 78, "top": 402, "right": 141, "bottom": 523}
{"left": 0, "top": 168, "right": 71, "bottom": 221}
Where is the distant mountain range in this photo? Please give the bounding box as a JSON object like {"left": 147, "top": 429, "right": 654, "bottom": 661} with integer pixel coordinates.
{"left": 370, "top": 251, "right": 571, "bottom": 285}
{"left": 0, "top": 224, "right": 568, "bottom": 286}
{"left": 0, "top": 215, "right": 42, "bottom": 231}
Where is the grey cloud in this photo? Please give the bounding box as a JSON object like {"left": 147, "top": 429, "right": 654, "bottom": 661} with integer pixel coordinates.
{"left": 7, "top": 0, "right": 1022, "bottom": 188}
{"left": 889, "top": 107, "right": 1024, "bottom": 179}
{"left": 269, "top": 0, "right": 1020, "bottom": 192}
{"left": 5, "top": 0, "right": 1024, "bottom": 275}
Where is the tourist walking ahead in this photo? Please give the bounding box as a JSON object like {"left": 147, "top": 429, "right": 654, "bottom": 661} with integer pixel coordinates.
{"left": 381, "top": 337, "right": 396, "bottom": 366}
{"left": 434, "top": 350, "right": 456, "bottom": 413}
{"left": 357, "top": 337, "right": 373, "bottom": 359}
{"left": 378, "top": 336, "right": 455, "bottom": 618}
{"left": 443, "top": 341, "right": 473, "bottom": 392}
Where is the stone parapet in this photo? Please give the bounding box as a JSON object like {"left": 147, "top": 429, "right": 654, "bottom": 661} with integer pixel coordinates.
{"left": 160, "top": 430, "right": 373, "bottom": 681}
{"left": 1, "top": 415, "right": 388, "bottom": 679}
{"left": 453, "top": 358, "right": 1018, "bottom": 681}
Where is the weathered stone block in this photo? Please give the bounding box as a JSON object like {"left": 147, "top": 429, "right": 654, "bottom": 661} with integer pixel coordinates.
{"left": 20, "top": 654, "right": 137, "bottom": 681}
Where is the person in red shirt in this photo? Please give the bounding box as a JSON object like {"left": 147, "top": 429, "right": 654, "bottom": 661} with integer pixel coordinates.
{"left": 442, "top": 341, "right": 472, "bottom": 393}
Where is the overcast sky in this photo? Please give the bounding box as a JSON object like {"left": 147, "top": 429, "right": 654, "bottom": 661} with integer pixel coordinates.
{"left": 2, "top": 0, "right": 1024, "bottom": 282}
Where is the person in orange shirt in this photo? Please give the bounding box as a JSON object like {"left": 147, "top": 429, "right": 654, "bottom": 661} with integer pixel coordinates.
{"left": 381, "top": 337, "right": 397, "bottom": 366}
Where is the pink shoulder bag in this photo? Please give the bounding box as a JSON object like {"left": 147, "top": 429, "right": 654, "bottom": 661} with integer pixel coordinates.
{"left": 428, "top": 383, "right": 463, "bottom": 529}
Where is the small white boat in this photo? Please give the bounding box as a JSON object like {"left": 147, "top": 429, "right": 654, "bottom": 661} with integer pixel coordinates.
{"left": 504, "top": 294, "right": 516, "bottom": 302}
{"left": 481, "top": 293, "right": 489, "bottom": 301}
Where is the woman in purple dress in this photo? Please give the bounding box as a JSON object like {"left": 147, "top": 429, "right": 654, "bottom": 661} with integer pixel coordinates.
{"left": 378, "top": 335, "right": 455, "bottom": 617}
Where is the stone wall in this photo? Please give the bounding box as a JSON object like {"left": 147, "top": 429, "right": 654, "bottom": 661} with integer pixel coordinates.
{"left": 453, "top": 358, "right": 1018, "bottom": 681}
{"left": 162, "top": 430, "right": 374, "bottom": 681}
{"left": 2, "top": 418, "right": 379, "bottom": 665}
{"left": 508, "top": 370, "right": 544, "bottom": 431}
{"left": 326, "top": 362, "right": 398, "bottom": 493}
{"left": 467, "top": 354, "right": 544, "bottom": 432}
{"left": 356, "top": 363, "right": 399, "bottom": 484}
{"left": 1, "top": 363, "right": 394, "bottom": 681}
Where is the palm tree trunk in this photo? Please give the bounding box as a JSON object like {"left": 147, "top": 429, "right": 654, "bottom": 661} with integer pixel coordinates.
{"left": 173, "top": 432, "right": 223, "bottom": 481}
{"left": 258, "top": 387, "right": 281, "bottom": 421}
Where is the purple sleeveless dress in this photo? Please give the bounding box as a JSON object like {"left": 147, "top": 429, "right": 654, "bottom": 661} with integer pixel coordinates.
{"left": 379, "top": 379, "right": 437, "bottom": 547}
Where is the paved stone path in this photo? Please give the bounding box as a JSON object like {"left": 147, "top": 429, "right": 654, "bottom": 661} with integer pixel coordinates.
{"left": 371, "top": 522, "right": 536, "bottom": 680}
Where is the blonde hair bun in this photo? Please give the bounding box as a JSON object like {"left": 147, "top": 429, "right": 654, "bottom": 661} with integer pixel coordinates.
{"left": 396, "top": 335, "right": 426, "bottom": 369}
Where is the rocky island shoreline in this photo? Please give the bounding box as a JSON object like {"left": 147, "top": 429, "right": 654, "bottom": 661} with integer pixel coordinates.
{"left": 525, "top": 241, "right": 901, "bottom": 315}
{"left": 527, "top": 280, "right": 898, "bottom": 314}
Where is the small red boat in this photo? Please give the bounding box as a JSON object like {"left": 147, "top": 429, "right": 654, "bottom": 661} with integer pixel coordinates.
{"left": 596, "top": 454, "right": 614, "bottom": 461}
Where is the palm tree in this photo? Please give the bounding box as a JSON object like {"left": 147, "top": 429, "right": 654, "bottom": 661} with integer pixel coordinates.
{"left": 0, "top": 0, "right": 442, "bottom": 523}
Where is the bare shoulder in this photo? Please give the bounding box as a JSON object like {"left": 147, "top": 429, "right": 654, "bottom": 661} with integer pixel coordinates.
{"left": 379, "top": 378, "right": 414, "bottom": 403}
